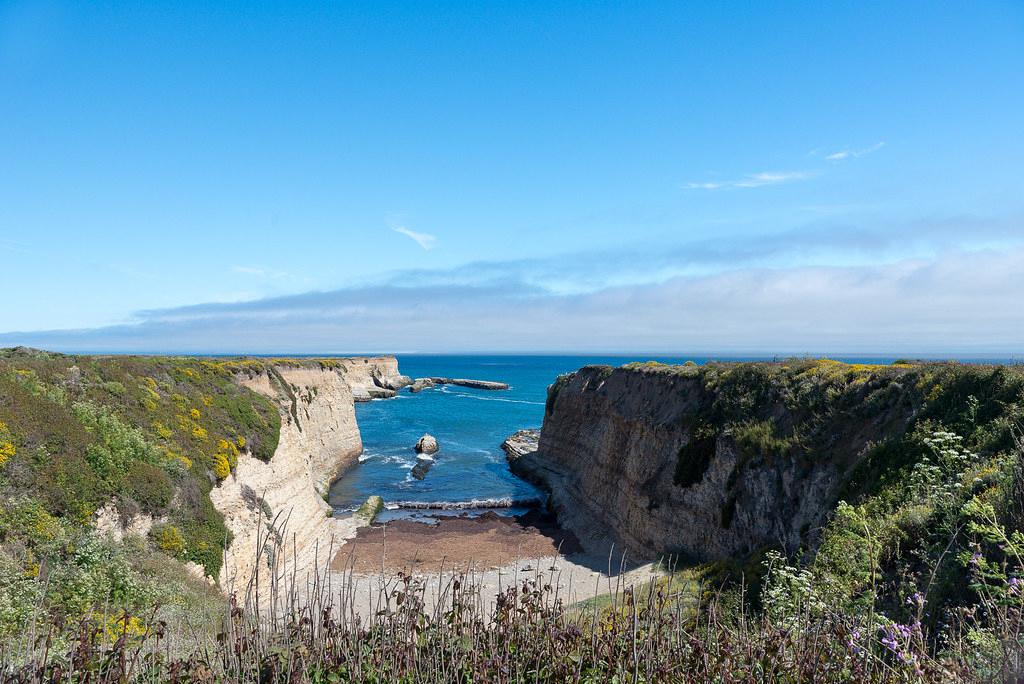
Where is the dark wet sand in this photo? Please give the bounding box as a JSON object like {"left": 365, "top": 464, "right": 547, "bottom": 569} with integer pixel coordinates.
{"left": 331, "top": 511, "right": 582, "bottom": 573}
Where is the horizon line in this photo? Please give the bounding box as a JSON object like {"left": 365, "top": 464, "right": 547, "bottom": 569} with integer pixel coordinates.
{"left": 2, "top": 346, "right": 1021, "bottom": 362}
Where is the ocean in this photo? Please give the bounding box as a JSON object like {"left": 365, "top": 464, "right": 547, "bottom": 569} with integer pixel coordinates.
{"left": 325, "top": 353, "right": 999, "bottom": 520}
{"left": 328, "top": 355, "right": 692, "bottom": 520}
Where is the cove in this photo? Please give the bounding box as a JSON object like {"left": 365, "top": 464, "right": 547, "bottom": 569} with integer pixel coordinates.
{"left": 327, "top": 355, "right": 692, "bottom": 520}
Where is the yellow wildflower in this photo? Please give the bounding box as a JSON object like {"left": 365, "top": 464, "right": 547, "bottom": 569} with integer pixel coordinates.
{"left": 0, "top": 441, "right": 14, "bottom": 466}
{"left": 213, "top": 451, "right": 231, "bottom": 479}
{"left": 156, "top": 525, "right": 186, "bottom": 555}
{"left": 101, "top": 614, "right": 147, "bottom": 643}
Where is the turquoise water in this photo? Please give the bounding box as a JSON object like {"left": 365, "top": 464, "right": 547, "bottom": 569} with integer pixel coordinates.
{"left": 326, "top": 354, "right": 990, "bottom": 520}
{"left": 329, "top": 355, "right": 690, "bottom": 519}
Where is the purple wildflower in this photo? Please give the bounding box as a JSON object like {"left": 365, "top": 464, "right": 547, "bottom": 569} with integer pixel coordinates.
{"left": 846, "top": 629, "right": 863, "bottom": 655}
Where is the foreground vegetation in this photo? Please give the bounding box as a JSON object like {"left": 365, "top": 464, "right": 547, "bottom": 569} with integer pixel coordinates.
{"left": 2, "top": 352, "right": 1024, "bottom": 680}
{"left": 1, "top": 498, "right": 1023, "bottom": 683}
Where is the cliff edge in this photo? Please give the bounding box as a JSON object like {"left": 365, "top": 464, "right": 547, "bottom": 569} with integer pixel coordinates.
{"left": 211, "top": 358, "right": 404, "bottom": 590}
{"left": 509, "top": 360, "right": 966, "bottom": 561}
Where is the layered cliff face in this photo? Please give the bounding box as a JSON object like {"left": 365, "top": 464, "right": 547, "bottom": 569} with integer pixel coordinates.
{"left": 510, "top": 360, "right": 939, "bottom": 561}
{"left": 210, "top": 359, "right": 403, "bottom": 589}
{"left": 337, "top": 356, "right": 411, "bottom": 400}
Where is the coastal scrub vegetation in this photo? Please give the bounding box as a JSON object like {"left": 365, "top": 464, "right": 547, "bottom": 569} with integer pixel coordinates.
{"left": 0, "top": 348, "right": 362, "bottom": 650}
{"left": 3, "top": 464, "right": 1024, "bottom": 683}
{"left": 0, "top": 348, "right": 290, "bottom": 578}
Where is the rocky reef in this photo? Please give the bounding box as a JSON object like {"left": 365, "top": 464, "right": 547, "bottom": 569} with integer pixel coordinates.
{"left": 508, "top": 360, "right": 998, "bottom": 562}
{"left": 409, "top": 377, "right": 509, "bottom": 392}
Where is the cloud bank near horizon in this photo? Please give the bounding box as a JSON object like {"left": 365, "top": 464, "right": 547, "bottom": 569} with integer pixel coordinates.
{"left": 2, "top": 239, "right": 1022, "bottom": 356}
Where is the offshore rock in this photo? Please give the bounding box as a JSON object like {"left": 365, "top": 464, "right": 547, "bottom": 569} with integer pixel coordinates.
{"left": 431, "top": 377, "right": 509, "bottom": 390}
{"left": 409, "top": 378, "right": 436, "bottom": 393}
{"left": 411, "top": 458, "right": 434, "bottom": 480}
{"left": 415, "top": 433, "right": 439, "bottom": 454}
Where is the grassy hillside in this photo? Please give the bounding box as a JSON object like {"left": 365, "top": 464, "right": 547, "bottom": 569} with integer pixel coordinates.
{"left": 0, "top": 348, "right": 363, "bottom": 654}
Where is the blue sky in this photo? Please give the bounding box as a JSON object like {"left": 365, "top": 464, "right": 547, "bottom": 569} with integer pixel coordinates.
{"left": 1, "top": 1, "right": 1022, "bottom": 353}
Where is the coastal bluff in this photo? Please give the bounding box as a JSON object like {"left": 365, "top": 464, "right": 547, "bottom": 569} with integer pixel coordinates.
{"left": 507, "top": 360, "right": 1018, "bottom": 562}
{"left": 210, "top": 357, "right": 406, "bottom": 589}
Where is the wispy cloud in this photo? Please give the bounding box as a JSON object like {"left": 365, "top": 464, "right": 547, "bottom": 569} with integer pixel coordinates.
{"left": 4, "top": 247, "right": 1022, "bottom": 354}
{"left": 4, "top": 212, "right": 1021, "bottom": 354}
{"left": 825, "top": 142, "right": 885, "bottom": 162}
{"left": 393, "top": 226, "right": 437, "bottom": 250}
{"left": 685, "top": 171, "right": 813, "bottom": 190}
{"left": 379, "top": 212, "right": 1024, "bottom": 294}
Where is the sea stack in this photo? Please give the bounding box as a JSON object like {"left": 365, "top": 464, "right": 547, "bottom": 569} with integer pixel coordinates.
{"left": 415, "top": 433, "right": 439, "bottom": 455}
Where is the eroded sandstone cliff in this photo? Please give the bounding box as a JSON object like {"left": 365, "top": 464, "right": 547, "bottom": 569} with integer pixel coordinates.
{"left": 211, "top": 358, "right": 403, "bottom": 590}
{"left": 509, "top": 361, "right": 929, "bottom": 562}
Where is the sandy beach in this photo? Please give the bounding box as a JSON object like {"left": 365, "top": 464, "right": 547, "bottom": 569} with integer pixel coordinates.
{"left": 318, "top": 512, "right": 659, "bottom": 619}
{"left": 331, "top": 511, "right": 582, "bottom": 573}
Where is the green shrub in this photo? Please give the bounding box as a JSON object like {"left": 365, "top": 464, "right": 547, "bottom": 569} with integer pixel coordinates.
{"left": 730, "top": 419, "right": 796, "bottom": 459}
{"left": 0, "top": 497, "right": 66, "bottom": 551}
{"left": 150, "top": 523, "right": 186, "bottom": 557}
{"left": 72, "top": 401, "right": 159, "bottom": 483}
{"left": 124, "top": 461, "right": 174, "bottom": 514}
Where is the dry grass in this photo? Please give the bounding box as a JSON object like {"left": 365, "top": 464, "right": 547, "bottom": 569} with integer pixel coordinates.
{"left": 1, "top": 512, "right": 1022, "bottom": 683}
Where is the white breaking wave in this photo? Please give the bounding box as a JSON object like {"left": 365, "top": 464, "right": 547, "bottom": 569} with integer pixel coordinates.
{"left": 358, "top": 452, "right": 415, "bottom": 467}
{"left": 446, "top": 392, "right": 543, "bottom": 406}
{"left": 384, "top": 497, "right": 543, "bottom": 510}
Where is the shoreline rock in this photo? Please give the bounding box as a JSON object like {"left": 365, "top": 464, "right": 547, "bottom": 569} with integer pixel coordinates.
{"left": 383, "top": 374, "right": 413, "bottom": 391}
{"left": 342, "top": 357, "right": 408, "bottom": 402}
{"left": 354, "top": 495, "right": 384, "bottom": 525}
{"left": 355, "top": 387, "right": 396, "bottom": 401}
{"left": 415, "top": 433, "right": 439, "bottom": 454}
{"left": 501, "top": 429, "right": 540, "bottom": 461}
